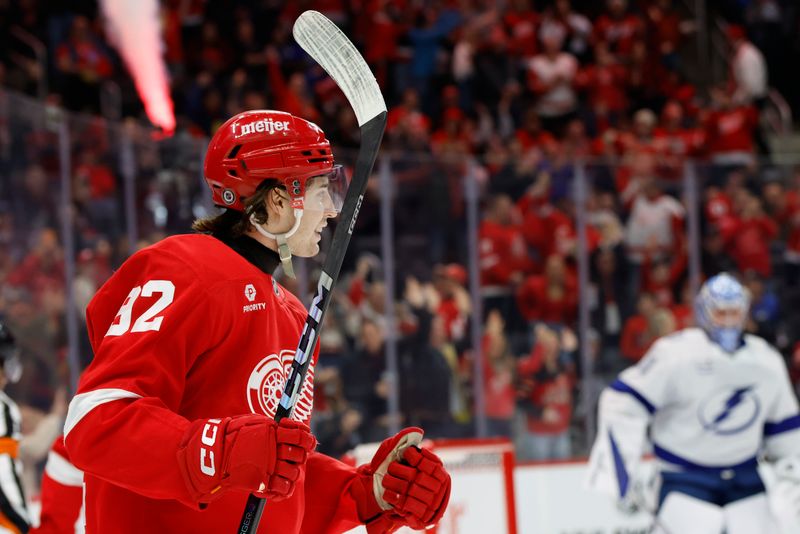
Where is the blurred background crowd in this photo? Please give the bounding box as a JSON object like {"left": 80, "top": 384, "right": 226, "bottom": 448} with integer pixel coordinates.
{"left": 3, "top": 0, "right": 800, "bottom": 497}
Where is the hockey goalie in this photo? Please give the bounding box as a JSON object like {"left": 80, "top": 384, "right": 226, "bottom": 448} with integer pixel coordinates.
{"left": 586, "top": 273, "right": 800, "bottom": 533}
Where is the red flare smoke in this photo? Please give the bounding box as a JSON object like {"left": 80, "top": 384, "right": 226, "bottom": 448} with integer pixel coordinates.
{"left": 100, "top": 0, "right": 176, "bottom": 134}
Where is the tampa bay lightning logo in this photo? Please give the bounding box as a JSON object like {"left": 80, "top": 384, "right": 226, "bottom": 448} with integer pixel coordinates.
{"left": 697, "top": 385, "right": 760, "bottom": 435}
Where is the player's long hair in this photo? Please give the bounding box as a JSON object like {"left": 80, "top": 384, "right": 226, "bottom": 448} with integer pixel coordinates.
{"left": 192, "top": 179, "right": 283, "bottom": 237}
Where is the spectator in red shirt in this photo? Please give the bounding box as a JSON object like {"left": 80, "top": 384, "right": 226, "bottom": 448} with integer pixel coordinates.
{"left": 704, "top": 85, "right": 759, "bottom": 169}
{"left": 705, "top": 184, "right": 735, "bottom": 228}
{"left": 480, "top": 194, "right": 535, "bottom": 334}
{"left": 503, "top": 0, "right": 540, "bottom": 59}
{"left": 644, "top": 0, "right": 686, "bottom": 71}
{"left": 6, "top": 228, "right": 65, "bottom": 305}
{"left": 725, "top": 190, "right": 778, "bottom": 277}
{"left": 641, "top": 251, "right": 687, "bottom": 308}
{"left": 576, "top": 42, "right": 629, "bottom": 130}
{"left": 515, "top": 323, "right": 574, "bottom": 460}
{"left": 356, "top": 1, "right": 407, "bottom": 89}
{"left": 516, "top": 254, "right": 578, "bottom": 325}
{"left": 161, "top": 0, "right": 185, "bottom": 70}
{"left": 517, "top": 171, "right": 600, "bottom": 260}
{"left": 480, "top": 194, "right": 532, "bottom": 289}
{"left": 515, "top": 108, "right": 559, "bottom": 154}
{"left": 653, "top": 100, "right": 704, "bottom": 180}
{"left": 604, "top": 110, "right": 661, "bottom": 182}
{"left": 196, "top": 21, "right": 231, "bottom": 76}
{"left": 430, "top": 108, "right": 473, "bottom": 162}
{"left": 620, "top": 292, "right": 676, "bottom": 362}
{"left": 763, "top": 179, "right": 800, "bottom": 286}
{"left": 482, "top": 310, "right": 517, "bottom": 437}
{"left": 593, "top": 0, "right": 644, "bottom": 59}
{"left": 703, "top": 168, "right": 750, "bottom": 238}
{"left": 432, "top": 263, "right": 471, "bottom": 345}
{"left": 55, "top": 15, "right": 114, "bottom": 112}
{"left": 562, "top": 118, "right": 593, "bottom": 160}
{"left": 386, "top": 88, "right": 432, "bottom": 146}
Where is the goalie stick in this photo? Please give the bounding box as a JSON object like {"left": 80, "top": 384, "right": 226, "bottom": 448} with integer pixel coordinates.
{"left": 237, "top": 10, "right": 387, "bottom": 533}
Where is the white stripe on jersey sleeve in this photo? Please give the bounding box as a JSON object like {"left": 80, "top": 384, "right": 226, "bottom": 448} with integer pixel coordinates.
{"left": 45, "top": 450, "right": 84, "bottom": 487}
{"left": 64, "top": 389, "right": 143, "bottom": 437}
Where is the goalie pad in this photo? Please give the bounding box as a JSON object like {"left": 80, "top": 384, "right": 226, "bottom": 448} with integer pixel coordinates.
{"left": 758, "top": 457, "right": 800, "bottom": 534}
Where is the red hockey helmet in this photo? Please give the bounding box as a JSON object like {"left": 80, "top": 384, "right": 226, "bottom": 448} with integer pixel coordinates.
{"left": 203, "top": 110, "right": 342, "bottom": 212}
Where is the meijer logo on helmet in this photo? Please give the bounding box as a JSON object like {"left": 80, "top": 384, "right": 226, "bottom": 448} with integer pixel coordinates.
{"left": 234, "top": 118, "right": 291, "bottom": 138}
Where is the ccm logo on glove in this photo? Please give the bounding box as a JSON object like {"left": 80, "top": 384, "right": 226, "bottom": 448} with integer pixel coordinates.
{"left": 200, "top": 418, "right": 221, "bottom": 476}
{"left": 177, "top": 415, "right": 316, "bottom": 503}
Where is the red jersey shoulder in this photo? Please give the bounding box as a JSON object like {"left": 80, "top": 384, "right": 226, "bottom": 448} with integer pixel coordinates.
{"left": 145, "top": 234, "right": 261, "bottom": 284}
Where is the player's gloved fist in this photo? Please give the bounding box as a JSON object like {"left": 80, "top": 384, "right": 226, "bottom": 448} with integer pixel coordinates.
{"left": 177, "top": 415, "right": 316, "bottom": 503}
{"left": 353, "top": 427, "right": 451, "bottom": 533}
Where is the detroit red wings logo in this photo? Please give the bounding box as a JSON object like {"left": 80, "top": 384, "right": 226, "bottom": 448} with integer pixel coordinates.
{"left": 246, "top": 349, "right": 315, "bottom": 423}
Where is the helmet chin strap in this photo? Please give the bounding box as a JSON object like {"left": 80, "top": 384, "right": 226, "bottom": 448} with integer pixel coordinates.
{"left": 250, "top": 209, "right": 304, "bottom": 278}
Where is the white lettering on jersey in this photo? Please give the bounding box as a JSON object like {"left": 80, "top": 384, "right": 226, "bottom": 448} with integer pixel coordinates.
{"left": 242, "top": 302, "right": 267, "bottom": 313}
{"left": 246, "top": 350, "right": 315, "bottom": 424}
{"left": 234, "top": 119, "right": 290, "bottom": 138}
{"left": 199, "top": 418, "right": 222, "bottom": 476}
{"left": 106, "top": 280, "right": 176, "bottom": 336}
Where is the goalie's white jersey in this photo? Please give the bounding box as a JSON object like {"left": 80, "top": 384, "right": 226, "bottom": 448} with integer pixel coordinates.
{"left": 587, "top": 327, "right": 800, "bottom": 499}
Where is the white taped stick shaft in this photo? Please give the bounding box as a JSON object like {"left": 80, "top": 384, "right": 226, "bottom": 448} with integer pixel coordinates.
{"left": 293, "top": 11, "right": 386, "bottom": 127}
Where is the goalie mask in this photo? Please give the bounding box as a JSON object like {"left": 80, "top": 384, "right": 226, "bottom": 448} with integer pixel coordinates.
{"left": 203, "top": 110, "right": 347, "bottom": 276}
{"left": 694, "top": 273, "right": 750, "bottom": 353}
{"left": 0, "top": 322, "right": 22, "bottom": 384}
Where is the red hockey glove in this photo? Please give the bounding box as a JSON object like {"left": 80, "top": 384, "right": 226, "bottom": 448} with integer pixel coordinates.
{"left": 353, "top": 427, "right": 451, "bottom": 533}
{"left": 177, "top": 415, "right": 316, "bottom": 503}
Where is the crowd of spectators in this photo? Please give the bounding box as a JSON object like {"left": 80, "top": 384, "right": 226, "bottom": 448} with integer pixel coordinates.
{"left": 2, "top": 0, "right": 800, "bottom": 477}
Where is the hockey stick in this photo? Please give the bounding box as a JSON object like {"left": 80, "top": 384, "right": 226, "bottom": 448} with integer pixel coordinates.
{"left": 236, "top": 10, "right": 387, "bottom": 533}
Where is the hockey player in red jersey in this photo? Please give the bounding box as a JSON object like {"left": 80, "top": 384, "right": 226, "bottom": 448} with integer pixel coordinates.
{"left": 63, "top": 110, "right": 451, "bottom": 533}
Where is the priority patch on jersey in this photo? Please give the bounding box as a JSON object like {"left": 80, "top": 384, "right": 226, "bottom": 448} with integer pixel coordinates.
{"left": 242, "top": 283, "right": 266, "bottom": 313}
